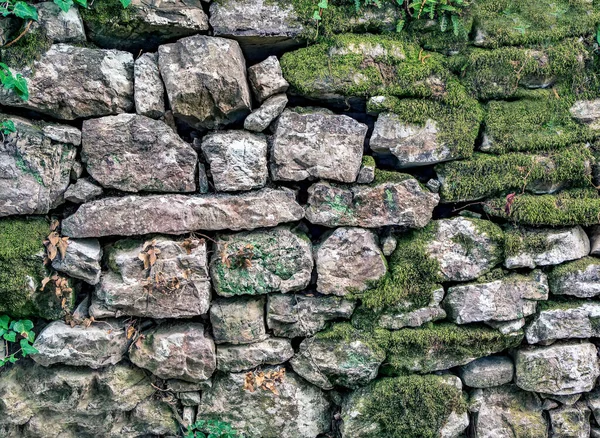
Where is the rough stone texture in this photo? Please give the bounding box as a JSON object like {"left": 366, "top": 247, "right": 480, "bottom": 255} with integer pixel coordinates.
{"left": 290, "top": 337, "right": 384, "bottom": 390}
{"left": 210, "top": 296, "right": 267, "bottom": 345}
{"left": 316, "top": 227, "right": 387, "bottom": 296}
{"left": 370, "top": 113, "right": 457, "bottom": 167}
{"left": 381, "top": 235, "right": 397, "bottom": 256}
{"left": 63, "top": 178, "right": 103, "bottom": 204}
{"left": 376, "top": 287, "right": 447, "bottom": 329}
{"left": 211, "top": 226, "right": 313, "bottom": 297}
{"left": 244, "top": 93, "right": 288, "bottom": 132}
{"left": 129, "top": 322, "right": 216, "bottom": 383}
{"left": 426, "top": 217, "right": 504, "bottom": 282}
{"left": 305, "top": 178, "right": 439, "bottom": 228}
{"left": 0, "top": 115, "right": 76, "bottom": 217}
{"left": 32, "top": 320, "right": 130, "bottom": 368}
{"left": 158, "top": 35, "right": 252, "bottom": 130}
{"left": 247, "top": 56, "right": 290, "bottom": 102}
{"left": 51, "top": 238, "right": 102, "bottom": 285}
{"left": 266, "top": 294, "right": 356, "bottom": 338}
{"left": 515, "top": 342, "right": 600, "bottom": 395}
{"left": 526, "top": 302, "right": 600, "bottom": 344}
{"left": 0, "top": 44, "right": 134, "bottom": 120}
{"left": 357, "top": 162, "right": 376, "bottom": 184}
{"left": 587, "top": 389, "right": 600, "bottom": 425}
{"left": 62, "top": 188, "right": 304, "bottom": 237}
{"left": 179, "top": 391, "right": 201, "bottom": 406}
{"left": 270, "top": 110, "right": 367, "bottom": 183}
{"left": 82, "top": 114, "right": 198, "bottom": 193}
{"left": 487, "top": 318, "right": 526, "bottom": 335}
{"left": 570, "top": 99, "right": 600, "bottom": 130}
{"left": 134, "top": 52, "right": 165, "bottom": 119}
{"left": 201, "top": 130, "right": 268, "bottom": 192}
{"left": 36, "top": 2, "right": 86, "bottom": 43}
{"left": 90, "top": 236, "right": 211, "bottom": 319}
{"left": 549, "top": 403, "right": 591, "bottom": 438}
{"left": 550, "top": 257, "right": 600, "bottom": 298}
{"left": 470, "top": 385, "right": 547, "bottom": 438}
{"left": 443, "top": 271, "right": 548, "bottom": 324}
{"left": 459, "top": 356, "right": 514, "bottom": 388}
{"left": 42, "top": 123, "right": 82, "bottom": 146}
{"left": 217, "top": 338, "right": 294, "bottom": 372}
{"left": 198, "top": 368, "right": 330, "bottom": 438}
{"left": 590, "top": 225, "right": 600, "bottom": 256}
{"left": 505, "top": 226, "right": 590, "bottom": 269}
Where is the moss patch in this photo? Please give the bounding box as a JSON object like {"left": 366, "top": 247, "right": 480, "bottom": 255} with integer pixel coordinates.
{"left": 504, "top": 226, "right": 554, "bottom": 258}
{"left": 1, "top": 27, "right": 52, "bottom": 69}
{"left": 80, "top": 0, "right": 141, "bottom": 32}
{"left": 537, "top": 298, "right": 593, "bottom": 312}
{"left": 549, "top": 256, "right": 600, "bottom": 285}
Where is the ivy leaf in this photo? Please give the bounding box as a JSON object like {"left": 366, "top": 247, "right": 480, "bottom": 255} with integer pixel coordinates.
{"left": 597, "top": 25, "right": 600, "bottom": 45}
{"left": 13, "top": 74, "right": 29, "bottom": 101}
{"left": 119, "top": 0, "right": 132, "bottom": 8}
{"left": 312, "top": 10, "right": 321, "bottom": 20}
{"left": 54, "top": 0, "right": 74, "bottom": 13}
{"left": 0, "top": 315, "right": 10, "bottom": 330}
{"left": 74, "top": 0, "right": 88, "bottom": 7}
{"left": 13, "top": 2, "right": 38, "bottom": 20}
{"left": 1, "top": 120, "right": 15, "bottom": 134}
{"left": 20, "top": 339, "right": 38, "bottom": 357}
{"left": 0, "top": 5, "right": 10, "bottom": 16}
{"left": 3, "top": 331, "right": 16, "bottom": 342}
{"left": 317, "top": 0, "right": 328, "bottom": 8}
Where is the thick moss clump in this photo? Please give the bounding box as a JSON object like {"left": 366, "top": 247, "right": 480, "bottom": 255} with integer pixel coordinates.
{"left": 1, "top": 27, "right": 52, "bottom": 69}
{"left": 80, "top": 0, "right": 140, "bottom": 32}
{"left": 504, "top": 226, "right": 553, "bottom": 258}
{"left": 436, "top": 146, "right": 593, "bottom": 203}
{"left": 484, "top": 188, "right": 600, "bottom": 226}
{"left": 548, "top": 256, "right": 600, "bottom": 286}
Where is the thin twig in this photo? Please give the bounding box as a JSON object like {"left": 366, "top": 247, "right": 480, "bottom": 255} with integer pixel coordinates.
{"left": 2, "top": 21, "right": 32, "bottom": 49}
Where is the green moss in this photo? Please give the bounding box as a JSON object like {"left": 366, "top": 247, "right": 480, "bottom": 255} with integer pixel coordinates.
{"left": 536, "top": 298, "right": 592, "bottom": 312}
{"left": 484, "top": 188, "right": 600, "bottom": 226}
{"left": 369, "top": 169, "right": 413, "bottom": 187}
{"left": 436, "top": 145, "right": 593, "bottom": 203}
{"left": 549, "top": 256, "right": 600, "bottom": 284}
{"left": 362, "top": 155, "right": 376, "bottom": 167}
{"left": 504, "top": 226, "right": 553, "bottom": 258}
{"left": 80, "top": 0, "right": 140, "bottom": 30}
{"left": 405, "top": 12, "right": 473, "bottom": 55}
{"left": 1, "top": 27, "right": 52, "bottom": 69}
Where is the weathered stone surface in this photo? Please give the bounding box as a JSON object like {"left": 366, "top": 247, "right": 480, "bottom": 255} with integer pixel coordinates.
{"left": 37, "top": 2, "right": 86, "bottom": 43}
{"left": 201, "top": 130, "right": 268, "bottom": 192}
{"left": 587, "top": 389, "right": 600, "bottom": 425}
{"left": 82, "top": 114, "right": 198, "bottom": 193}
{"left": 63, "top": 178, "right": 103, "bottom": 204}
{"left": 376, "top": 287, "right": 447, "bottom": 329}
{"left": 198, "top": 368, "right": 331, "bottom": 438}
{"left": 526, "top": 301, "right": 600, "bottom": 344}
{"left": 52, "top": 238, "right": 102, "bottom": 285}
{"left": 0, "top": 44, "right": 134, "bottom": 120}
{"left": 129, "top": 322, "right": 216, "bottom": 383}
{"left": 134, "top": 52, "right": 165, "bottom": 119}
{"left": 487, "top": 318, "right": 526, "bottom": 335}
{"left": 247, "top": 56, "right": 290, "bottom": 102}
{"left": 589, "top": 225, "right": 600, "bottom": 255}
{"left": 381, "top": 234, "right": 397, "bottom": 256}
{"left": 549, "top": 257, "right": 600, "bottom": 298}
{"left": 211, "top": 226, "right": 313, "bottom": 297}
{"left": 83, "top": 0, "right": 209, "bottom": 51}
{"left": 128, "top": 399, "right": 179, "bottom": 436}
{"left": 244, "top": 93, "right": 288, "bottom": 132}
{"left": 549, "top": 403, "right": 591, "bottom": 438}
{"left": 158, "top": 35, "right": 251, "bottom": 130}
{"left": 179, "top": 391, "right": 201, "bottom": 406}
{"left": 459, "top": 356, "right": 514, "bottom": 388}
{"left": 270, "top": 110, "right": 367, "bottom": 183}
{"left": 505, "top": 226, "right": 590, "bottom": 269}
{"left": 32, "top": 320, "right": 130, "bottom": 368}
{"left": 357, "top": 160, "right": 376, "bottom": 184}
{"left": 90, "top": 236, "right": 210, "bottom": 319}
{"left": 42, "top": 123, "right": 82, "bottom": 146}
{"left": 210, "top": 296, "right": 267, "bottom": 345}
{"left": 217, "top": 338, "right": 294, "bottom": 372}
{"left": 571, "top": 99, "right": 600, "bottom": 130}
{"left": 444, "top": 271, "right": 548, "bottom": 324}
{"left": 266, "top": 294, "right": 356, "bottom": 338}
{"left": 316, "top": 227, "right": 386, "bottom": 296}
{"left": 515, "top": 342, "right": 600, "bottom": 395}
{"left": 62, "top": 188, "right": 304, "bottom": 237}
{"left": 291, "top": 336, "right": 384, "bottom": 390}
{"left": 470, "top": 385, "right": 547, "bottom": 438}
{"left": 0, "top": 115, "right": 76, "bottom": 217}
{"left": 305, "top": 177, "right": 439, "bottom": 228}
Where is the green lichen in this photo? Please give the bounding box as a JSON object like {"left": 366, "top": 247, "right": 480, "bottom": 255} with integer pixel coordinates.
{"left": 369, "top": 169, "right": 413, "bottom": 187}
{"left": 1, "top": 27, "right": 52, "bottom": 69}
{"left": 436, "top": 145, "right": 593, "bottom": 203}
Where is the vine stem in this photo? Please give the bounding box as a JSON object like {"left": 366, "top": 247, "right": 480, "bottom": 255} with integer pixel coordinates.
{"left": 2, "top": 20, "right": 32, "bottom": 49}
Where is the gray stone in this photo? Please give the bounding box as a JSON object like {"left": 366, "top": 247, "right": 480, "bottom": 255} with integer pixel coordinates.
{"left": 167, "top": 379, "right": 212, "bottom": 393}
{"left": 134, "top": 52, "right": 165, "bottom": 119}
{"left": 198, "top": 368, "right": 331, "bottom": 438}
{"left": 505, "top": 226, "right": 590, "bottom": 269}
{"left": 587, "top": 389, "right": 600, "bottom": 425}
{"left": 211, "top": 226, "right": 313, "bottom": 297}
{"left": 381, "top": 235, "right": 397, "bottom": 256}
{"left": 515, "top": 342, "right": 600, "bottom": 395}
{"left": 526, "top": 301, "right": 600, "bottom": 344}
{"left": 42, "top": 123, "right": 82, "bottom": 146}
{"left": 210, "top": 296, "right": 267, "bottom": 345}
{"left": 183, "top": 406, "right": 196, "bottom": 427}
{"left": 444, "top": 271, "right": 548, "bottom": 324}
{"left": 459, "top": 356, "right": 514, "bottom": 388}
{"left": 178, "top": 391, "right": 201, "bottom": 407}
{"left": 32, "top": 320, "right": 130, "bottom": 368}
{"left": 270, "top": 110, "right": 367, "bottom": 183}
{"left": 201, "top": 130, "right": 268, "bottom": 192}
{"left": 549, "top": 403, "right": 591, "bottom": 438}
{"left": 357, "top": 162, "right": 376, "bottom": 184}
{"left": 217, "top": 337, "right": 294, "bottom": 372}
{"left": 316, "top": 227, "right": 387, "bottom": 296}
{"left": 90, "top": 236, "right": 211, "bottom": 319}
{"left": 376, "top": 287, "right": 446, "bottom": 329}
{"left": 82, "top": 114, "right": 198, "bottom": 193}
{"left": 62, "top": 188, "right": 304, "bottom": 237}
{"left": 549, "top": 257, "right": 600, "bottom": 298}
{"left": 487, "top": 318, "right": 526, "bottom": 335}
{"left": 0, "top": 44, "right": 134, "bottom": 120}
{"left": 244, "top": 93, "right": 288, "bottom": 132}
{"left": 70, "top": 161, "right": 84, "bottom": 180}
{"left": 129, "top": 322, "right": 216, "bottom": 383}
{"left": 158, "top": 35, "right": 251, "bottom": 129}
{"left": 305, "top": 178, "right": 439, "bottom": 228}
{"left": 0, "top": 115, "right": 76, "bottom": 216}
{"left": 247, "top": 56, "right": 290, "bottom": 102}
{"left": 36, "top": 2, "right": 86, "bottom": 43}
{"left": 290, "top": 337, "right": 384, "bottom": 390}
{"left": 63, "top": 178, "right": 103, "bottom": 204}
{"left": 544, "top": 393, "right": 583, "bottom": 407}
{"left": 470, "top": 385, "right": 547, "bottom": 438}
{"left": 426, "top": 178, "right": 441, "bottom": 193}
{"left": 590, "top": 225, "right": 600, "bottom": 256}
{"left": 570, "top": 99, "right": 600, "bottom": 130}
{"left": 593, "top": 427, "right": 600, "bottom": 438}
{"left": 266, "top": 294, "right": 356, "bottom": 338}
{"left": 52, "top": 238, "right": 102, "bottom": 285}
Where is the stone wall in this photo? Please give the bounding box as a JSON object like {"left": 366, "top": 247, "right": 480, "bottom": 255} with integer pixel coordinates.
{"left": 1, "top": 0, "right": 600, "bottom": 437}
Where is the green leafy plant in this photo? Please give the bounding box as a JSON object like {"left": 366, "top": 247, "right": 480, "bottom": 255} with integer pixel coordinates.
{"left": 0, "top": 315, "right": 38, "bottom": 366}
{"left": 53, "top": 0, "right": 88, "bottom": 13}
{"left": 0, "top": 63, "right": 28, "bottom": 100}
{"left": 0, "top": 119, "right": 15, "bottom": 135}
{"left": 0, "top": 0, "right": 38, "bottom": 20}
{"left": 408, "top": 0, "right": 469, "bottom": 36}
{"left": 185, "top": 419, "right": 244, "bottom": 438}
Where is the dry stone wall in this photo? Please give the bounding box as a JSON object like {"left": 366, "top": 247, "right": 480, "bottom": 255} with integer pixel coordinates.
{"left": 1, "top": 1, "right": 600, "bottom": 437}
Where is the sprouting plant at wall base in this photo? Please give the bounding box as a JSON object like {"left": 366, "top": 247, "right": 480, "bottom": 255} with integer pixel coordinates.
{"left": 0, "top": 63, "right": 28, "bottom": 100}
{"left": 185, "top": 419, "right": 244, "bottom": 438}
{"left": 0, "top": 315, "right": 38, "bottom": 366}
